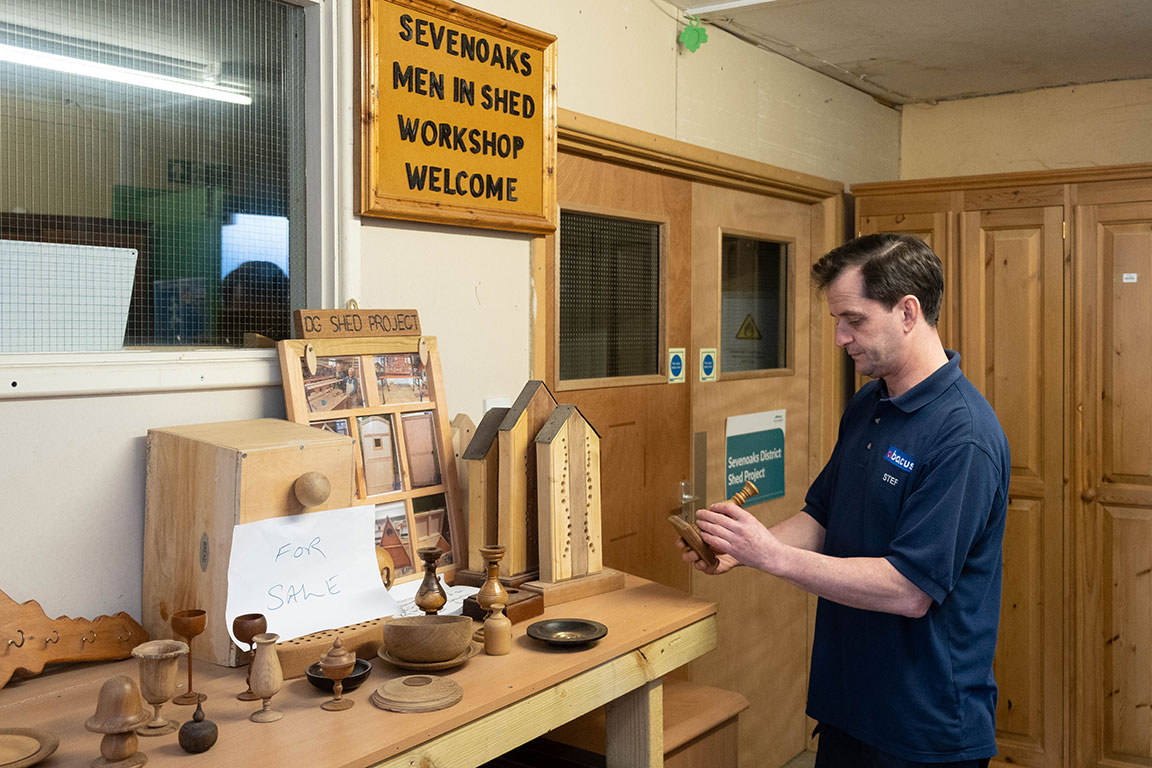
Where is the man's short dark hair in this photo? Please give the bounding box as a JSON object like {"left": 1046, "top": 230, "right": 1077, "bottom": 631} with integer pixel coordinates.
{"left": 811, "top": 234, "right": 943, "bottom": 326}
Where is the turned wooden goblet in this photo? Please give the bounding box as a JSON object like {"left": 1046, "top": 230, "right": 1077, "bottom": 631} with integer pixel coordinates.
{"left": 319, "top": 638, "right": 356, "bottom": 712}
{"left": 249, "top": 632, "right": 284, "bottom": 723}
{"left": 232, "top": 613, "right": 267, "bottom": 701}
{"left": 131, "top": 639, "right": 188, "bottom": 736}
{"left": 171, "top": 609, "right": 207, "bottom": 705}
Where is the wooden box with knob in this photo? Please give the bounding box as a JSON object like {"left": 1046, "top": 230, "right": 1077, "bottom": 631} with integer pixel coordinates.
{"left": 143, "top": 418, "right": 356, "bottom": 667}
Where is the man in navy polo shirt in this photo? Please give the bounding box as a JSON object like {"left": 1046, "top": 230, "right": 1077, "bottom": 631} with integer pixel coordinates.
{"left": 682, "top": 234, "right": 1010, "bottom": 767}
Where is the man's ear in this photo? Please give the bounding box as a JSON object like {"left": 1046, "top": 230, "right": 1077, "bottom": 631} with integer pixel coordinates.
{"left": 900, "top": 295, "right": 922, "bottom": 331}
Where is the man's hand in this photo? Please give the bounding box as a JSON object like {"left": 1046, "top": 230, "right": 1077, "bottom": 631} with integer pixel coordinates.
{"left": 695, "top": 501, "right": 780, "bottom": 572}
{"left": 676, "top": 536, "right": 740, "bottom": 574}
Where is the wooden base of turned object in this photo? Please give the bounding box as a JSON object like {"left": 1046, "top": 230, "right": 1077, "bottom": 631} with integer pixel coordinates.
{"left": 461, "top": 588, "right": 544, "bottom": 624}
{"left": 370, "top": 675, "right": 462, "bottom": 713}
{"left": 668, "top": 515, "right": 719, "bottom": 569}
{"left": 274, "top": 620, "right": 384, "bottom": 679}
{"left": 451, "top": 569, "right": 539, "bottom": 589}
{"left": 519, "top": 568, "right": 626, "bottom": 608}
{"left": 93, "top": 753, "right": 147, "bottom": 768}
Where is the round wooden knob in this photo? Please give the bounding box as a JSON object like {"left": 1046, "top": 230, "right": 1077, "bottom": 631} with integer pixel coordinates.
{"left": 294, "top": 472, "right": 331, "bottom": 507}
{"left": 1081, "top": 487, "right": 1097, "bottom": 503}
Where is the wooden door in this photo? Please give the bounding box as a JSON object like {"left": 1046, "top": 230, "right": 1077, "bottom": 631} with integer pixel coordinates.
{"left": 547, "top": 151, "right": 694, "bottom": 593}
{"left": 403, "top": 412, "right": 441, "bottom": 487}
{"left": 689, "top": 182, "right": 816, "bottom": 768}
{"left": 1074, "top": 194, "right": 1152, "bottom": 768}
{"left": 859, "top": 208, "right": 958, "bottom": 349}
{"left": 959, "top": 206, "right": 1065, "bottom": 768}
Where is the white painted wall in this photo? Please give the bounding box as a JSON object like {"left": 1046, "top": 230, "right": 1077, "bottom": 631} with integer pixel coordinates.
{"left": 901, "top": 78, "right": 1152, "bottom": 178}
{"left": 0, "top": 0, "right": 899, "bottom": 623}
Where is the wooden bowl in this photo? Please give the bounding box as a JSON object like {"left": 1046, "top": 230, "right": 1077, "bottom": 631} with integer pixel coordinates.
{"left": 380, "top": 615, "right": 473, "bottom": 663}
{"left": 305, "top": 658, "right": 373, "bottom": 693}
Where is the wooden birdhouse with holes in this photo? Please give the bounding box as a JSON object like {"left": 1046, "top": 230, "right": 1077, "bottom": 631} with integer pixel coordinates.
{"left": 524, "top": 404, "right": 623, "bottom": 606}
{"left": 496, "top": 381, "right": 557, "bottom": 580}
{"left": 460, "top": 406, "right": 508, "bottom": 574}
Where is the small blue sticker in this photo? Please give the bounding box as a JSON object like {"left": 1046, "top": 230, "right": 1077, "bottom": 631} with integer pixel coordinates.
{"left": 671, "top": 354, "right": 683, "bottom": 378}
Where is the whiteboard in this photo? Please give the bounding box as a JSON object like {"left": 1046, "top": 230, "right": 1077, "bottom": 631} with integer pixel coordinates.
{"left": 0, "top": 239, "right": 138, "bottom": 352}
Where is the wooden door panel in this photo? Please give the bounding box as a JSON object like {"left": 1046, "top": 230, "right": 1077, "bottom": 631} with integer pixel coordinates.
{"left": 1076, "top": 199, "right": 1152, "bottom": 768}
{"left": 690, "top": 182, "right": 813, "bottom": 768}
{"left": 960, "top": 206, "right": 1064, "bottom": 768}
{"left": 859, "top": 210, "right": 957, "bottom": 349}
{"left": 552, "top": 152, "right": 693, "bottom": 594}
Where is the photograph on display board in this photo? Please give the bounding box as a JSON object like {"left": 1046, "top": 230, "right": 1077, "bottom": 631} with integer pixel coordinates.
{"left": 374, "top": 352, "right": 429, "bottom": 405}
{"left": 315, "top": 417, "right": 350, "bottom": 435}
{"left": 413, "top": 493, "right": 452, "bottom": 566}
{"left": 401, "top": 411, "right": 441, "bottom": 488}
{"left": 357, "top": 414, "right": 402, "bottom": 495}
{"left": 303, "top": 355, "right": 365, "bottom": 412}
{"left": 374, "top": 501, "right": 415, "bottom": 583}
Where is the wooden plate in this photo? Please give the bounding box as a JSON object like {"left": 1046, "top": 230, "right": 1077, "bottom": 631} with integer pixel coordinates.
{"left": 0, "top": 728, "right": 58, "bottom": 768}
{"left": 526, "top": 619, "right": 608, "bottom": 647}
{"left": 377, "top": 641, "right": 480, "bottom": 671}
{"left": 371, "top": 675, "right": 462, "bottom": 713}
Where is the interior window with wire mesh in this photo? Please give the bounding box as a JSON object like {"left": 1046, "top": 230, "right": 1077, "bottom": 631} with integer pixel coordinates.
{"left": 0, "top": 0, "right": 305, "bottom": 351}
{"left": 559, "top": 210, "right": 661, "bottom": 381}
{"left": 720, "top": 235, "right": 788, "bottom": 372}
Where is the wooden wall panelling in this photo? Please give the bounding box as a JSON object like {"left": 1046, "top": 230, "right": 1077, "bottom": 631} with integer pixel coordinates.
{"left": 1074, "top": 196, "right": 1152, "bottom": 768}
{"left": 959, "top": 205, "right": 1065, "bottom": 768}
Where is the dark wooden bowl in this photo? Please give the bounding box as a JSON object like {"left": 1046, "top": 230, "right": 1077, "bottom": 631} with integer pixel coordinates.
{"left": 304, "top": 658, "right": 373, "bottom": 692}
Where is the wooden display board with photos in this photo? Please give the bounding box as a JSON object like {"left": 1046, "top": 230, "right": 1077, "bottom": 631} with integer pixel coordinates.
{"left": 277, "top": 336, "right": 463, "bottom": 585}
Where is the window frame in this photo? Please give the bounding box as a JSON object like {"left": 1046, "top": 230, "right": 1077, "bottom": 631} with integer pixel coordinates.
{"left": 716, "top": 227, "right": 797, "bottom": 382}
{"left": 0, "top": 0, "right": 335, "bottom": 400}
{"left": 554, "top": 202, "right": 669, "bottom": 392}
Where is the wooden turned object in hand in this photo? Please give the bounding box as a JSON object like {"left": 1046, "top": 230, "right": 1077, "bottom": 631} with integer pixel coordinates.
{"left": 669, "top": 480, "right": 759, "bottom": 568}
{"left": 85, "top": 675, "right": 149, "bottom": 768}
{"left": 319, "top": 638, "right": 356, "bottom": 711}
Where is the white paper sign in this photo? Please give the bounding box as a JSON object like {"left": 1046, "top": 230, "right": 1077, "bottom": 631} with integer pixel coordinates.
{"left": 224, "top": 505, "right": 400, "bottom": 643}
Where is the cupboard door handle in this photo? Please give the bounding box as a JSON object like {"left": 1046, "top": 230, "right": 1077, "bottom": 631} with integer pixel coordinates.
{"left": 295, "top": 471, "right": 332, "bottom": 507}
{"left": 1081, "top": 488, "right": 1096, "bottom": 502}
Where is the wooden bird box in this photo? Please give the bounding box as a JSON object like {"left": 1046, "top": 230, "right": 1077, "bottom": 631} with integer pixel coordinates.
{"left": 497, "top": 381, "right": 557, "bottom": 579}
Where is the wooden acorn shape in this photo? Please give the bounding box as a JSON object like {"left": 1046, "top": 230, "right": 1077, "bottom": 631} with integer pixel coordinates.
{"left": 669, "top": 480, "right": 759, "bottom": 568}
{"left": 248, "top": 632, "right": 284, "bottom": 723}
{"left": 131, "top": 639, "right": 188, "bottom": 737}
{"left": 414, "top": 547, "right": 447, "bottom": 615}
{"left": 319, "top": 638, "right": 357, "bottom": 711}
{"left": 85, "top": 674, "right": 149, "bottom": 768}
{"left": 177, "top": 700, "right": 218, "bottom": 754}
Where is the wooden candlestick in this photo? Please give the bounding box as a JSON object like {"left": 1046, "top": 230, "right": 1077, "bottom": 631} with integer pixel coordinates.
{"left": 669, "top": 480, "right": 759, "bottom": 568}
{"left": 414, "top": 547, "right": 447, "bottom": 615}
{"left": 85, "top": 675, "right": 149, "bottom": 768}
{"left": 473, "top": 545, "right": 509, "bottom": 641}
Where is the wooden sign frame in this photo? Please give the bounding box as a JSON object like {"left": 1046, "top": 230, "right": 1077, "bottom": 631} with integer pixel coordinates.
{"left": 277, "top": 336, "right": 464, "bottom": 585}
{"left": 357, "top": 0, "right": 557, "bottom": 234}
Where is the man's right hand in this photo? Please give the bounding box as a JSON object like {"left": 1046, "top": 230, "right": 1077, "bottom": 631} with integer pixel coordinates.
{"left": 676, "top": 536, "right": 739, "bottom": 574}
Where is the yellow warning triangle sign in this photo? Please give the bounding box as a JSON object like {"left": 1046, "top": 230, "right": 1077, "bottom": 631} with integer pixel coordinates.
{"left": 736, "top": 314, "right": 761, "bottom": 340}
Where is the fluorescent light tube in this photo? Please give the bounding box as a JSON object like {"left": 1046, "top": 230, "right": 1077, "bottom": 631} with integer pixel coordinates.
{"left": 0, "top": 43, "right": 252, "bottom": 105}
{"left": 684, "top": 0, "right": 776, "bottom": 15}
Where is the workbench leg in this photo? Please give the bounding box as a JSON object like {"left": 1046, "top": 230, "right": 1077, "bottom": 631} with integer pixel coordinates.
{"left": 606, "top": 678, "right": 664, "bottom": 768}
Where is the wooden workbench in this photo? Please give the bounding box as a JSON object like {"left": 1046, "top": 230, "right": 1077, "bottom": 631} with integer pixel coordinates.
{"left": 0, "top": 575, "right": 716, "bottom": 768}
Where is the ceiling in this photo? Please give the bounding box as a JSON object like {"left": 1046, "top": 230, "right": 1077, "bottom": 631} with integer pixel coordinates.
{"left": 668, "top": 0, "right": 1152, "bottom": 105}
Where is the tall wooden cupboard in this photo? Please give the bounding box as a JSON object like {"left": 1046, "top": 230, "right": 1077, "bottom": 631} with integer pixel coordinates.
{"left": 853, "top": 164, "right": 1152, "bottom": 768}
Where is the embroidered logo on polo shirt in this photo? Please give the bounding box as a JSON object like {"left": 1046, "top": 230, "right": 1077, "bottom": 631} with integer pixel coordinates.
{"left": 885, "top": 446, "right": 916, "bottom": 472}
